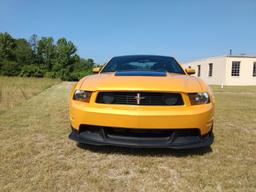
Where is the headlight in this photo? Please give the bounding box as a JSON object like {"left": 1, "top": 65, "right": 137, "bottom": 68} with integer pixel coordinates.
{"left": 73, "top": 90, "right": 92, "bottom": 102}
{"left": 188, "top": 92, "right": 209, "bottom": 105}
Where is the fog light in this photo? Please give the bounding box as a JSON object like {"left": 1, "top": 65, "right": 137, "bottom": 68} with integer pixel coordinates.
{"left": 163, "top": 95, "right": 178, "bottom": 105}
{"left": 102, "top": 93, "right": 115, "bottom": 104}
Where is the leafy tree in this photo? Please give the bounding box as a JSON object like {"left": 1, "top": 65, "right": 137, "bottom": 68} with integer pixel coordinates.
{"left": 73, "top": 58, "right": 94, "bottom": 72}
{"left": 0, "top": 32, "right": 16, "bottom": 61}
{"left": 37, "top": 37, "right": 55, "bottom": 70}
{"left": 29, "top": 34, "right": 38, "bottom": 53}
{"left": 53, "top": 38, "right": 77, "bottom": 71}
{"left": 0, "top": 32, "right": 94, "bottom": 80}
{"left": 14, "top": 38, "right": 33, "bottom": 65}
{"left": 29, "top": 34, "right": 39, "bottom": 63}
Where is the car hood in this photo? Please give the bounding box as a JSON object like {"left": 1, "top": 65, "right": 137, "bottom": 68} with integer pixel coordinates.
{"left": 78, "top": 72, "right": 204, "bottom": 92}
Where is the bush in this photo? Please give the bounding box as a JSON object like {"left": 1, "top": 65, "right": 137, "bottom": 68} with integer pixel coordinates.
{"left": 0, "top": 61, "right": 93, "bottom": 81}
{"left": 60, "top": 71, "right": 79, "bottom": 81}
{"left": 0, "top": 60, "right": 21, "bottom": 76}
{"left": 44, "top": 71, "right": 56, "bottom": 78}
{"left": 20, "top": 65, "right": 44, "bottom": 77}
{"left": 76, "top": 70, "right": 92, "bottom": 79}
{"left": 59, "top": 69, "right": 93, "bottom": 81}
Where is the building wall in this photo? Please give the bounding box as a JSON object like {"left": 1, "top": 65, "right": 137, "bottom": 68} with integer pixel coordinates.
{"left": 185, "top": 56, "right": 256, "bottom": 86}
{"left": 184, "top": 56, "right": 226, "bottom": 85}
{"left": 225, "top": 56, "right": 256, "bottom": 85}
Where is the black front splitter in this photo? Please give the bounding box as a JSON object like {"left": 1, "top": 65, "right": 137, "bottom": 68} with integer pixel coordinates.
{"left": 69, "top": 127, "right": 214, "bottom": 149}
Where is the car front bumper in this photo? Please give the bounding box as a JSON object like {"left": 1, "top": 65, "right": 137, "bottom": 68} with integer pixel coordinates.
{"left": 70, "top": 101, "right": 214, "bottom": 135}
{"left": 69, "top": 126, "right": 214, "bottom": 149}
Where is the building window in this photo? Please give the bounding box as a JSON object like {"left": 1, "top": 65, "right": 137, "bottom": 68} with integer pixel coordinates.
{"left": 253, "top": 62, "right": 256, "bottom": 77}
{"left": 197, "top": 65, "right": 201, "bottom": 77}
{"left": 231, "top": 61, "right": 240, "bottom": 76}
{"left": 208, "top": 63, "right": 213, "bottom": 77}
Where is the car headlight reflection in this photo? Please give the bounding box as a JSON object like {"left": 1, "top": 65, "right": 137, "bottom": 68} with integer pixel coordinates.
{"left": 188, "top": 92, "right": 209, "bottom": 105}
{"left": 73, "top": 90, "right": 92, "bottom": 102}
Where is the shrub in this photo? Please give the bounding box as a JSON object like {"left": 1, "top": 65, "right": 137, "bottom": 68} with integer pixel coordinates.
{"left": 44, "top": 71, "right": 56, "bottom": 78}
{"left": 59, "top": 69, "right": 93, "bottom": 81}
{"left": 60, "top": 71, "right": 79, "bottom": 81}
{"left": 0, "top": 60, "right": 21, "bottom": 76}
{"left": 76, "top": 70, "right": 92, "bottom": 79}
{"left": 20, "top": 65, "right": 44, "bottom": 77}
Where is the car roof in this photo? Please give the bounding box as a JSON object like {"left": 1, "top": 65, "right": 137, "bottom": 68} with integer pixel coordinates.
{"left": 111, "top": 55, "right": 175, "bottom": 60}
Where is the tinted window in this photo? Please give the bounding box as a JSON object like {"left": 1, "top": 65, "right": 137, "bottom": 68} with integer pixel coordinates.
{"left": 101, "top": 56, "right": 185, "bottom": 74}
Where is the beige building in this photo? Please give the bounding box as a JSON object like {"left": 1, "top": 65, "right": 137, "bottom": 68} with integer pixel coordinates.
{"left": 184, "top": 55, "right": 256, "bottom": 85}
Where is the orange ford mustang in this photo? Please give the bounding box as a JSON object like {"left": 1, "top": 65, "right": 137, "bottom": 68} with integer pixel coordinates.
{"left": 69, "top": 55, "right": 214, "bottom": 148}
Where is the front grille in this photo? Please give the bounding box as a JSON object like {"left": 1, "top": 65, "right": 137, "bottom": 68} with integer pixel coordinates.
{"left": 79, "top": 125, "right": 201, "bottom": 138}
{"left": 96, "top": 92, "right": 184, "bottom": 106}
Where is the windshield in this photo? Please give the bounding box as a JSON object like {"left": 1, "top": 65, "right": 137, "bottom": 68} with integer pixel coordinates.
{"left": 101, "top": 55, "right": 185, "bottom": 74}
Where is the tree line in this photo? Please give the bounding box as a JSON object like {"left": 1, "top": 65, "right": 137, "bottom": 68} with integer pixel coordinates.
{"left": 0, "top": 32, "right": 95, "bottom": 80}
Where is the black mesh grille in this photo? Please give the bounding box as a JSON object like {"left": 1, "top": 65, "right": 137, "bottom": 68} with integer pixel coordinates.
{"left": 79, "top": 125, "right": 201, "bottom": 138}
{"left": 96, "top": 92, "right": 183, "bottom": 106}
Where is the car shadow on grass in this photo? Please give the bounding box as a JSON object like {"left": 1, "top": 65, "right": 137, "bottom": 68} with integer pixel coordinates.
{"left": 77, "top": 143, "right": 212, "bottom": 157}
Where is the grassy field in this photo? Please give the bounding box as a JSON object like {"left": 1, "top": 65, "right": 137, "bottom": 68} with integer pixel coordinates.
{"left": 211, "top": 85, "right": 256, "bottom": 93}
{"left": 0, "top": 76, "right": 61, "bottom": 113}
{"left": 0, "top": 78, "right": 255, "bottom": 192}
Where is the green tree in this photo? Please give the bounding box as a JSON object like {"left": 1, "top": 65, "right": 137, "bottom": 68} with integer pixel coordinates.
{"left": 73, "top": 58, "right": 94, "bottom": 72}
{"left": 37, "top": 37, "right": 55, "bottom": 70}
{"left": 14, "top": 38, "right": 33, "bottom": 65}
{"left": 29, "top": 34, "right": 39, "bottom": 63}
{"left": 70, "top": 58, "right": 94, "bottom": 80}
{"left": 52, "top": 38, "right": 79, "bottom": 80}
{"left": 0, "top": 32, "right": 94, "bottom": 80}
{"left": 53, "top": 37, "right": 77, "bottom": 71}
{"left": 0, "top": 32, "right": 16, "bottom": 61}
{"left": 29, "top": 34, "right": 38, "bottom": 53}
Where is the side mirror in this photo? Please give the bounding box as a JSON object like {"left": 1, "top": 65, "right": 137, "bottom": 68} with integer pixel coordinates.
{"left": 185, "top": 68, "right": 195, "bottom": 75}
{"left": 92, "top": 67, "right": 101, "bottom": 74}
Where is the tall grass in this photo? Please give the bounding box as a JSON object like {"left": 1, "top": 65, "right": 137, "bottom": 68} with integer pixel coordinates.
{"left": 0, "top": 76, "right": 60, "bottom": 113}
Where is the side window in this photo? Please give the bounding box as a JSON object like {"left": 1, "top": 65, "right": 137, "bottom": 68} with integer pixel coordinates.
{"left": 208, "top": 63, "right": 213, "bottom": 77}
{"left": 231, "top": 61, "right": 240, "bottom": 76}
{"left": 197, "top": 65, "right": 201, "bottom": 77}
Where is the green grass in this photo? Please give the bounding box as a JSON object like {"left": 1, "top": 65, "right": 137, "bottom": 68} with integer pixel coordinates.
{"left": 211, "top": 85, "right": 256, "bottom": 93}
{"left": 0, "top": 79, "right": 255, "bottom": 191}
{"left": 0, "top": 76, "right": 61, "bottom": 113}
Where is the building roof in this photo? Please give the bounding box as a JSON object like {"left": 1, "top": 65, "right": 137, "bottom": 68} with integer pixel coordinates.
{"left": 184, "top": 54, "right": 256, "bottom": 64}
{"left": 227, "top": 55, "right": 256, "bottom": 58}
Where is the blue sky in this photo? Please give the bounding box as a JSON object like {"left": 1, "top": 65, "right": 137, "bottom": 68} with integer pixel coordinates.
{"left": 1, "top": 0, "right": 256, "bottom": 64}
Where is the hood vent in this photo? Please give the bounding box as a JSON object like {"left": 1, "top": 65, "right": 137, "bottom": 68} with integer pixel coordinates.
{"left": 115, "top": 71, "right": 167, "bottom": 77}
